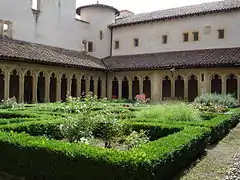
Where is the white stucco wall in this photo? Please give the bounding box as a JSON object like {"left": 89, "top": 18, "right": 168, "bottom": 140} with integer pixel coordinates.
{"left": 112, "top": 11, "right": 240, "bottom": 56}
{"left": 0, "top": 0, "right": 117, "bottom": 59}
{"left": 80, "top": 7, "right": 116, "bottom": 58}
{"left": 0, "top": 0, "right": 89, "bottom": 52}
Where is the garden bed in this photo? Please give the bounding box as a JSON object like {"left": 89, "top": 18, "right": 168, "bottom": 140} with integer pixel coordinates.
{"left": 0, "top": 94, "right": 239, "bottom": 180}
{"left": 0, "top": 123, "right": 209, "bottom": 180}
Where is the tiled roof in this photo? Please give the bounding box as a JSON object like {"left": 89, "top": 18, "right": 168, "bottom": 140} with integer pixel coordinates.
{"left": 0, "top": 38, "right": 106, "bottom": 70}
{"left": 103, "top": 48, "right": 240, "bottom": 71}
{"left": 76, "top": 4, "right": 120, "bottom": 16}
{"left": 110, "top": 0, "right": 240, "bottom": 28}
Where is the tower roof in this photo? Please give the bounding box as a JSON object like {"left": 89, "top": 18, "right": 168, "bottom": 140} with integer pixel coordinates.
{"left": 76, "top": 3, "right": 120, "bottom": 16}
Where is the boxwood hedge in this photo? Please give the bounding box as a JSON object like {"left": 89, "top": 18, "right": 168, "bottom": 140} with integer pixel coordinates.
{"left": 0, "top": 123, "right": 210, "bottom": 180}
{"left": 0, "top": 106, "right": 239, "bottom": 180}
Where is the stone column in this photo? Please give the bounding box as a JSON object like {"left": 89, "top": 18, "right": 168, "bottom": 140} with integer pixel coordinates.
{"left": 101, "top": 76, "right": 106, "bottom": 98}
{"left": 76, "top": 76, "right": 81, "bottom": 98}
{"left": 56, "top": 76, "right": 61, "bottom": 102}
{"left": 32, "top": 74, "right": 37, "bottom": 103}
{"left": 171, "top": 78, "right": 175, "bottom": 98}
{"left": 139, "top": 77, "right": 143, "bottom": 94}
{"left": 107, "top": 76, "right": 112, "bottom": 99}
{"left": 206, "top": 73, "right": 211, "bottom": 94}
{"left": 151, "top": 72, "right": 161, "bottom": 102}
{"left": 45, "top": 75, "right": 50, "bottom": 102}
{"left": 118, "top": 79, "right": 122, "bottom": 99}
{"left": 184, "top": 77, "right": 188, "bottom": 101}
{"left": 222, "top": 78, "right": 226, "bottom": 94}
{"left": 94, "top": 77, "right": 98, "bottom": 96}
{"left": 129, "top": 80, "right": 132, "bottom": 100}
{"left": 4, "top": 71, "right": 9, "bottom": 100}
{"left": 19, "top": 72, "right": 24, "bottom": 103}
{"left": 86, "top": 77, "right": 90, "bottom": 95}
{"left": 67, "top": 77, "right": 71, "bottom": 97}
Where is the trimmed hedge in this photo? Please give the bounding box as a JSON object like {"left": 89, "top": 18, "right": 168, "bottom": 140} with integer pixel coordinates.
{"left": 0, "top": 117, "right": 36, "bottom": 125}
{"left": 0, "top": 124, "right": 210, "bottom": 180}
{"left": 0, "top": 119, "right": 64, "bottom": 139}
{"left": 0, "top": 104, "right": 239, "bottom": 180}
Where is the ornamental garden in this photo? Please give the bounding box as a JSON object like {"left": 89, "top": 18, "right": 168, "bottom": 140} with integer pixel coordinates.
{"left": 0, "top": 93, "right": 239, "bottom": 180}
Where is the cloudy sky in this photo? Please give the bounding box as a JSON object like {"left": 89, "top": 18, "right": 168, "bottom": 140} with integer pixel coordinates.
{"left": 76, "top": 0, "right": 220, "bottom": 14}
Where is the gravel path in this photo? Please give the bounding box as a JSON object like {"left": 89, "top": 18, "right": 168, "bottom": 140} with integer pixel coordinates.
{"left": 224, "top": 148, "right": 240, "bottom": 180}
{"left": 180, "top": 123, "right": 240, "bottom": 180}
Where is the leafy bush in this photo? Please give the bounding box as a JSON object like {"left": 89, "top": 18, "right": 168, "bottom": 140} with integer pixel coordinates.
{"left": 135, "top": 94, "right": 151, "bottom": 105}
{"left": 194, "top": 93, "right": 237, "bottom": 107}
{"left": 60, "top": 116, "right": 96, "bottom": 142}
{"left": 134, "top": 102, "right": 201, "bottom": 122}
{"left": 123, "top": 130, "right": 149, "bottom": 150}
{"left": 0, "top": 97, "right": 23, "bottom": 109}
{"left": 193, "top": 103, "right": 228, "bottom": 113}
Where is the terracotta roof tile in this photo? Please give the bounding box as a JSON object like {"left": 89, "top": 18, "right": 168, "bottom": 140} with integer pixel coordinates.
{"left": 110, "top": 0, "right": 240, "bottom": 27}
{"left": 103, "top": 48, "right": 240, "bottom": 71}
{"left": 0, "top": 38, "right": 106, "bottom": 70}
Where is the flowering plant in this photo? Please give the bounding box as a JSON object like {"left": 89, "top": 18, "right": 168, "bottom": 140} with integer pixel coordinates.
{"left": 135, "top": 94, "right": 150, "bottom": 104}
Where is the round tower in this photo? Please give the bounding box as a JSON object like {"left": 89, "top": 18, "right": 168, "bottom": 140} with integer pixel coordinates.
{"left": 76, "top": 3, "right": 119, "bottom": 58}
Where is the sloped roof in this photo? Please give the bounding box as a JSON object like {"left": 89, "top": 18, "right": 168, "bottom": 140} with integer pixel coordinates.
{"left": 110, "top": 0, "right": 240, "bottom": 28}
{"left": 1, "top": 38, "right": 240, "bottom": 72}
{"left": 103, "top": 48, "right": 240, "bottom": 71}
{"left": 0, "top": 38, "right": 106, "bottom": 70}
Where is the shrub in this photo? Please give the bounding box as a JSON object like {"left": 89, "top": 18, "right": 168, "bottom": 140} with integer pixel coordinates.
{"left": 123, "top": 130, "right": 149, "bottom": 150}
{"left": 135, "top": 94, "right": 151, "bottom": 105}
{"left": 194, "top": 93, "right": 237, "bottom": 107}
{"left": 0, "top": 124, "right": 210, "bottom": 180}
{"left": 0, "top": 119, "right": 64, "bottom": 139}
{"left": 60, "top": 115, "right": 96, "bottom": 143}
{"left": 193, "top": 103, "right": 228, "bottom": 113}
{"left": 134, "top": 102, "right": 201, "bottom": 122}
{"left": 0, "top": 97, "right": 23, "bottom": 109}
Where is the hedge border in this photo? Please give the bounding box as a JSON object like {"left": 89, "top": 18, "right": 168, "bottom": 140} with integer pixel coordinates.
{"left": 0, "top": 121, "right": 210, "bottom": 180}
{"left": 0, "top": 107, "right": 239, "bottom": 180}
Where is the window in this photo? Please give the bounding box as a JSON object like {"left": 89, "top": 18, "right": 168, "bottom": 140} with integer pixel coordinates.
{"left": 134, "top": 38, "right": 139, "bottom": 47}
{"left": 218, "top": 29, "right": 224, "bottom": 39}
{"left": 100, "top": 31, "right": 103, "bottom": 40}
{"left": 193, "top": 32, "right": 199, "bottom": 41}
{"left": 82, "top": 41, "right": 87, "bottom": 51}
{"left": 183, "top": 33, "right": 189, "bottom": 42}
{"left": 162, "top": 35, "right": 168, "bottom": 44}
{"left": 88, "top": 41, "right": 93, "bottom": 52}
{"left": 204, "top": 26, "right": 211, "bottom": 34}
{"left": 201, "top": 73, "right": 204, "bottom": 82}
{"left": 114, "top": 40, "right": 119, "bottom": 49}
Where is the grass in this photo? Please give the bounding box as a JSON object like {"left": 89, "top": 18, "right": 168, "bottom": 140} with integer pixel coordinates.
{"left": 134, "top": 102, "right": 202, "bottom": 122}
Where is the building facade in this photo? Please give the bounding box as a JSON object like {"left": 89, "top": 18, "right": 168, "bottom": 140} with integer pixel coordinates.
{"left": 0, "top": 0, "right": 240, "bottom": 103}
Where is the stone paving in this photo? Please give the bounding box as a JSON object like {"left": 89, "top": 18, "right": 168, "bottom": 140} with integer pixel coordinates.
{"left": 224, "top": 148, "right": 240, "bottom": 180}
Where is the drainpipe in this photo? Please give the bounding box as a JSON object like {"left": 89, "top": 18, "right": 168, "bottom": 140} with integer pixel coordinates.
{"left": 110, "top": 27, "right": 113, "bottom": 57}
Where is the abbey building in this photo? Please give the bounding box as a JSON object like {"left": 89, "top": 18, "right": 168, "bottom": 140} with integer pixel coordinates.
{"left": 0, "top": 0, "right": 240, "bottom": 103}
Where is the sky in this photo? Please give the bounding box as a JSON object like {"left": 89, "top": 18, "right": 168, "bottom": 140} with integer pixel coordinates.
{"left": 76, "top": 0, "right": 220, "bottom": 14}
